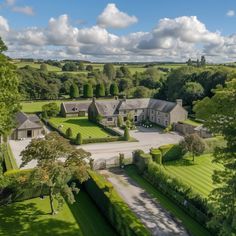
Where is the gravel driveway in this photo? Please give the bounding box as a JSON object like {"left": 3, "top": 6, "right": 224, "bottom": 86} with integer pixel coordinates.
{"left": 101, "top": 169, "right": 189, "bottom": 236}
{"left": 80, "top": 126, "right": 183, "bottom": 160}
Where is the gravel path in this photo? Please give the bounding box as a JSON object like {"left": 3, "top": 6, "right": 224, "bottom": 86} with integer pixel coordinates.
{"left": 100, "top": 169, "right": 189, "bottom": 236}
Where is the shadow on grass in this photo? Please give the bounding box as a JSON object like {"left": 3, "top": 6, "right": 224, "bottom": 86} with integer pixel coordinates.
{"left": 0, "top": 201, "right": 81, "bottom": 236}
{"left": 164, "top": 158, "right": 196, "bottom": 167}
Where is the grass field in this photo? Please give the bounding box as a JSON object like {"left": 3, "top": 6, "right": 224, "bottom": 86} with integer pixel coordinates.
{"left": 164, "top": 154, "right": 222, "bottom": 197}
{"left": 125, "top": 165, "right": 211, "bottom": 236}
{"left": 0, "top": 190, "right": 116, "bottom": 236}
{"left": 181, "top": 119, "right": 202, "bottom": 127}
{"left": 49, "top": 117, "right": 113, "bottom": 139}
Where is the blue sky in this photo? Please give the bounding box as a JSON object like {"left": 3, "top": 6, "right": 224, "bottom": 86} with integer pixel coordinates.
{"left": 0, "top": 0, "right": 236, "bottom": 61}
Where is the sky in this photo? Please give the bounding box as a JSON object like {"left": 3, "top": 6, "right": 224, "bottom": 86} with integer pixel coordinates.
{"left": 0, "top": 0, "right": 236, "bottom": 62}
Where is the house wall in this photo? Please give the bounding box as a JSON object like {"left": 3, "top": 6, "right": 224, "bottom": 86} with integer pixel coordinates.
{"left": 61, "top": 104, "right": 67, "bottom": 117}
{"left": 15, "top": 128, "right": 43, "bottom": 140}
{"left": 169, "top": 105, "right": 188, "bottom": 124}
{"left": 88, "top": 102, "right": 99, "bottom": 121}
{"left": 147, "top": 109, "right": 169, "bottom": 127}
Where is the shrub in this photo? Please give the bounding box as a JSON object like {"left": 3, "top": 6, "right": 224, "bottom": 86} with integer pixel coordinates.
{"left": 150, "top": 148, "right": 162, "bottom": 164}
{"left": 42, "top": 103, "right": 59, "bottom": 117}
{"left": 75, "top": 133, "right": 82, "bottom": 145}
{"left": 133, "top": 150, "right": 151, "bottom": 174}
{"left": 124, "top": 126, "right": 130, "bottom": 141}
{"left": 159, "top": 144, "right": 183, "bottom": 162}
{"left": 85, "top": 171, "right": 150, "bottom": 236}
{"left": 66, "top": 128, "right": 73, "bottom": 138}
{"left": 117, "top": 115, "right": 123, "bottom": 127}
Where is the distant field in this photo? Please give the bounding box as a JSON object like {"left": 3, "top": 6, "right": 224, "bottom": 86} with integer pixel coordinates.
{"left": 164, "top": 154, "right": 222, "bottom": 197}
{"left": 13, "top": 61, "right": 61, "bottom": 72}
{"left": 0, "top": 191, "right": 116, "bottom": 236}
{"left": 49, "top": 117, "right": 113, "bottom": 139}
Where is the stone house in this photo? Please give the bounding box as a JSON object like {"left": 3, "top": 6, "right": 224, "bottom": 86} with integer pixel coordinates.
{"left": 88, "top": 98, "right": 188, "bottom": 127}
{"left": 61, "top": 102, "right": 90, "bottom": 117}
{"left": 11, "top": 112, "right": 44, "bottom": 140}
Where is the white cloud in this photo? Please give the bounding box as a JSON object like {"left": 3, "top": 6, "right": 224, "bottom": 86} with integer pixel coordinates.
{"left": 97, "top": 3, "right": 138, "bottom": 29}
{"left": 0, "top": 16, "right": 9, "bottom": 32}
{"left": 226, "top": 10, "right": 235, "bottom": 17}
{"left": 5, "top": 0, "right": 16, "bottom": 6}
{"left": 12, "top": 6, "right": 34, "bottom": 15}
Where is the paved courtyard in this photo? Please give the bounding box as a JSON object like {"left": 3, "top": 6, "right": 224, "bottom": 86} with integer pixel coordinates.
{"left": 80, "top": 126, "right": 183, "bottom": 160}
{"left": 9, "top": 126, "right": 183, "bottom": 169}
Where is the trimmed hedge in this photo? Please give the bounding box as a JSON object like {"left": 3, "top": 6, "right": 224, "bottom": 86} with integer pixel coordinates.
{"left": 97, "top": 122, "right": 122, "bottom": 137}
{"left": 133, "top": 150, "right": 152, "bottom": 174}
{"left": 159, "top": 144, "right": 183, "bottom": 162}
{"left": 85, "top": 171, "right": 150, "bottom": 236}
{"left": 150, "top": 148, "right": 162, "bottom": 164}
{"left": 82, "top": 136, "right": 123, "bottom": 144}
{"left": 2, "top": 144, "right": 18, "bottom": 171}
{"left": 143, "top": 161, "right": 210, "bottom": 228}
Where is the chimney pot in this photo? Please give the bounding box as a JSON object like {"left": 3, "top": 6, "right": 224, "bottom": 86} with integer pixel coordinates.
{"left": 176, "top": 99, "right": 182, "bottom": 107}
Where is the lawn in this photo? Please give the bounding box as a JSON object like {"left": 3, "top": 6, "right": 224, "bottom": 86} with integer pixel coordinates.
{"left": 125, "top": 165, "right": 211, "bottom": 236}
{"left": 164, "top": 154, "right": 223, "bottom": 197}
{"left": 181, "top": 119, "right": 202, "bottom": 127}
{"left": 0, "top": 190, "right": 116, "bottom": 236}
{"left": 49, "top": 117, "right": 113, "bottom": 139}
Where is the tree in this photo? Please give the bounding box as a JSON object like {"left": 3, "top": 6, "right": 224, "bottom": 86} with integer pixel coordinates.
{"left": 196, "top": 59, "right": 200, "bottom": 67}
{"left": 83, "top": 84, "right": 93, "bottom": 98}
{"left": 179, "top": 133, "right": 205, "bottom": 162}
{"left": 20, "top": 132, "right": 90, "bottom": 215}
{"left": 120, "top": 66, "right": 131, "bottom": 77}
{"left": 95, "top": 83, "right": 105, "bottom": 97}
{"left": 132, "top": 86, "right": 150, "bottom": 98}
{"left": 0, "top": 38, "right": 21, "bottom": 137}
{"left": 103, "top": 63, "right": 116, "bottom": 80}
{"left": 66, "top": 128, "right": 73, "bottom": 138}
{"left": 86, "top": 65, "right": 93, "bottom": 71}
{"left": 187, "top": 58, "right": 192, "bottom": 66}
{"left": 200, "top": 56, "right": 206, "bottom": 67}
{"left": 69, "top": 84, "right": 80, "bottom": 98}
{"left": 124, "top": 126, "right": 130, "bottom": 141}
{"left": 182, "top": 82, "right": 204, "bottom": 105}
{"left": 62, "top": 62, "right": 77, "bottom": 71}
{"left": 193, "top": 80, "right": 236, "bottom": 235}
{"left": 40, "top": 63, "right": 48, "bottom": 72}
{"left": 78, "top": 61, "right": 84, "bottom": 71}
{"left": 75, "top": 132, "right": 82, "bottom": 145}
{"left": 117, "top": 115, "right": 123, "bottom": 127}
{"left": 110, "top": 83, "right": 119, "bottom": 96}
{"left": 42, "top": 103, "right": 59, "bottom": 118}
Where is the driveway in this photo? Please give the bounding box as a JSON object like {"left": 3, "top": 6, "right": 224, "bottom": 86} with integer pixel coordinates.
{"left": 80, "top": 126, "right": 183, "bottom": 160}
{"left": 100, "top": 169, "right": 188, "bottom": 236}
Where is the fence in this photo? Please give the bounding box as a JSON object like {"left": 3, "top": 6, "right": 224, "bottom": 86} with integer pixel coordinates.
{"left": 92, "top": 155, "right": 133, "bottom": 170}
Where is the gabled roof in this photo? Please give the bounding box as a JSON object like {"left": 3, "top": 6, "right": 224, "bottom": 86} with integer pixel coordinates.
{"left": 92, "top": 98, "right": 179, "bottom": 116}
{"left": 62, "top": 102, "right": 90, "bottom": 113}
{"left": 16, "top": 112, "right": 42, "bottom": 130}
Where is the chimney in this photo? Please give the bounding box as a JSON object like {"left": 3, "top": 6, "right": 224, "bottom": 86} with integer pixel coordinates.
{"left": 114, "top": 96, "right": 118, "bottom": 100}
{"left": 123, "top": 95, "right": 126, "bottom": 102}
{"left": 92, "top": 97, "right": 96, "bottom": 103}
{"left": 176, "top": 99, "right": 182, "bottom": 107}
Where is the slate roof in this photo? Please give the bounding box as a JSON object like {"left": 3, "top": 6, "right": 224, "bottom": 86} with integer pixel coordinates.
{"left": 62, "top": 102, "right": 90, "bottom": 113}
{"left": 16, "top": 112, "right": 43, "bottom": 130}
{"left": 93, "top": 98, "right": 178, "bottom": 116}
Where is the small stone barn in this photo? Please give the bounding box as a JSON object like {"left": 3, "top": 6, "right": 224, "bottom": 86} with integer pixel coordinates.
{"left": 60, "top": 102, "right": 90, "bottom": 117}
{"left": 11, "top": 112, "right": 44, "bottom": 140}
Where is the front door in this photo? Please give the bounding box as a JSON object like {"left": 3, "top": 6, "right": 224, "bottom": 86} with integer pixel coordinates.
{"left": 27, "top": 130, "right": 32, "bottom": 138}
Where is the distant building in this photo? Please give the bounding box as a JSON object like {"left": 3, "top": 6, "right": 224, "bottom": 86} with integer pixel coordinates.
{"left": 11, "top": 112, "right": 44, "bottom": 140}
{"left": 60, "top": 102, "right": 90, "bottom": 117}
{"left": 88, "top": 98, "right": 188, "bottom": 127}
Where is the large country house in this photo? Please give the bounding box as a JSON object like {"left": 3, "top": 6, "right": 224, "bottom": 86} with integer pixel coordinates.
{"left": 11, "top": 112, "right": 44, "bottom": 140}
{"left": 61, "top": 102, "right": 90, "bottom": 117}
{"left": 88, "top": 98, "right": 188, "bottom": 127}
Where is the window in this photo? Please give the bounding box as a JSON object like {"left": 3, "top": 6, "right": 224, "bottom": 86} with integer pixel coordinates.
{"left": 152, "top": 110, "right": 154, "bottom": 114}
{"left": 165, "top": 120, "right": 168, "bottom": 126}
{"left": 107, "top": 117, "right": 113, "bottom": 121}
{"left": 134, "top": 116, "right": 138, "bottom": 122}
{"left": 27, "top": 130, "right": 32, "bottom": 138}
{"left": 123, "top": 117, "right": 127, "bottom": 122}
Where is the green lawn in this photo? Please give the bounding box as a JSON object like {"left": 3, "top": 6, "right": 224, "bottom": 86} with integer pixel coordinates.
{"left": 49, "top": 117, "right": 113, "bottom": 139}
{"left": 125, "top": 165, "right": 212, "bottom": 236}
{"left": 164, "top": 154, "right": 222, "bottom": 197}
{"left": 181, "top": 119, "right": 202, "bottom": 127}
{"left": 0, "top": 190, "right": 116, "bottom": 236}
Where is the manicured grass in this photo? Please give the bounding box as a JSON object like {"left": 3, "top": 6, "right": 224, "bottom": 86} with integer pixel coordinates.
{"left": 0, "top": 190, "right": 116, "bottom": 236}
{"left": 164, "top": 154, "right": 222, "bottom": 197}
{"left": 181, "top": 119, "right": 202, "bottom": 127}
{"left": 125, "top": 165, "right": 212, "bottom": 236}
{"left": 49, "top": 117, "right": 113, "bottom": 139}
{"left": 4, "top": 143, "right": 18, "bottom": 170}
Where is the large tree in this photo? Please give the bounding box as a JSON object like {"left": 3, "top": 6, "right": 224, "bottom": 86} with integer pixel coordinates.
{"left": 69, "top": 83, "right": 80, "bottom": 98}
{"left": 103, "top": 63, "right": 116, "bottom": 80}
{"left": 0, "top": 38, "right": 21, "bottom": 137}
{"left": 110, "top": 83, "right": 119, "bottom": 96}
{"left": 83, "top": 83, "right": 93, "bottom": 98}
{"left": 193, "top": 80, "right": 236, "bottom": 235}
{"left": 20, "top": 132, "right": 90, "bottom": 215}
{"left": 95, "top": 83, "right": 105, "bottom": 97}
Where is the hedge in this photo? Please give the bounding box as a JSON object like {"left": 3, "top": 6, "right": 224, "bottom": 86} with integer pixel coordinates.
{"left": 2, "top": 143, "right": 18, "bottom": 171}
{"left": 150, "top": 148, "right": 162, "bottom": 164}
{"left": 158, "top": 144, "right": 183, "bottom": 162}
{"left": 133, "top": 150, "right": 152, "bottom": 174}
{"left": 143, "top": 161, "right": 211, "bottom": 228}
{"left": 85, "top": 171, "right": 150, "bottom": 236}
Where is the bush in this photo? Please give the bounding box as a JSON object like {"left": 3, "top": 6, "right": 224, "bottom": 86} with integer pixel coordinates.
{"left": 42, "top": 103, "right": 59, "bottom": 117}
{"left": 150, "top": 148, "right": 162, "bottom": 164}
{"left": 159, "top": 144, "right": 183, "bottom": 162}
{"left": 133, "top": 150, "right": 152, "bottom": 174}
{"left": 66, "top": 128, "right": 73, "bottom": 138}
{"left": 124, "top": 126, "right": 130, "bottom": 141}
{"left": 75, "top": 133, "right": 82, "bottom": 145}
{"left": 85, "top": 171, "right": 150, "bottom": 236}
